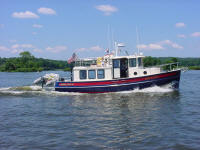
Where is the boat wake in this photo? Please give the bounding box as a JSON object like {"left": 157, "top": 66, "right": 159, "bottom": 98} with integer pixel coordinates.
{"left": 117, "top": 84, "right": 174, "bottom": 94}
{"left": 0, "top": 85, "right": 83, "bottom": 96}
{"left": 0, "top": 84, "right": 175, "bottom": 97}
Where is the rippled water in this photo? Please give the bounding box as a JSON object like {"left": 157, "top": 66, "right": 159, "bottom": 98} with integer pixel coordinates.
{"left": 0, "top": 71, "right": 200, "bottom": 150}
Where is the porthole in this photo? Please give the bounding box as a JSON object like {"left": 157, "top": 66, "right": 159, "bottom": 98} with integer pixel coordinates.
{"left": 134, "top": 72, "right": 137, "bottom": 75}
{"left": 143, "top": 71, "right": 147, "bottom": 75}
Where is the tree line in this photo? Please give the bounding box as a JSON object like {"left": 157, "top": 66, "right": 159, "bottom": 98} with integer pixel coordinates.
{"left": 0, "top": 51, "right": 71, "bottom": 72}
{"left": 0, "top": 51, "right": 200, "bottom": 72}
{"left": 143, "top": 56, "right": 200, "bottom": 70}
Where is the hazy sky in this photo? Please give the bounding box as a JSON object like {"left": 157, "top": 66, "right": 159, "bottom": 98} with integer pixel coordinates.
{"left": 0, "top": 0, "right": 200, "bottom": 60}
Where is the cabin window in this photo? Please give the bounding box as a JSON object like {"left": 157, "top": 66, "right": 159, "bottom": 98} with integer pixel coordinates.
{"left": 138, "top": 58, "right": 142, "bottom": 67}
{"left": 134, "top": 72, "right": 137, "bottom": 75}
{"left": 97, "top": 69, "right": 105, "bottom": 79}
{"left": 80, "top": 70, "right": 87, "bottom": 79}
{"left": 113, "top": 59, "right": 120, "bottom": 68}
{"left": 144, "top": 71, "right": 147, "bottom": 75}
{"left": 88, "top": 70, "right": 96, "bottom": 79}
{"left": 129, "top": 58, "right": 136, "bottom": 67}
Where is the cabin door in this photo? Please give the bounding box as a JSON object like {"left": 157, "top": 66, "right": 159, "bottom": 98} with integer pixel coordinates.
{"left": 120, "top": 58, "right": 128, "bottom": 78}
{"left": 113, "top": 58, "right": 128, "bottom": 79}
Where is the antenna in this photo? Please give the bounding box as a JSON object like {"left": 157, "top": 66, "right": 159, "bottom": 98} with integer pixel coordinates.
{"left": 136, "top": 26, "right": 140, "bottom": 55}
{"left": 111, "top": 28, "right": 115, "bottom": 51}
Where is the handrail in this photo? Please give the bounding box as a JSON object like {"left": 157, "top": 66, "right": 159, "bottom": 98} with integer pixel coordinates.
{"left": 158, "top": 62, "right": 179, "bottom": 67}
{"left": 144, "top": 62, "right": 181, "bottom": 72}
{"left": 160, "top": 62, "right": 180, "bottom": 71}
{"left": 144, "top": 62, "right": 179, "bottom": 68}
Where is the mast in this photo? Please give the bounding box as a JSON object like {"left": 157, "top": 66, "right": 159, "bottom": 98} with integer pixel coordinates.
{"left": 136, "top": 26, "right": 140, "bottom": 55}
{"left": 112, "top": 28, "right": 115, "bottom": 51}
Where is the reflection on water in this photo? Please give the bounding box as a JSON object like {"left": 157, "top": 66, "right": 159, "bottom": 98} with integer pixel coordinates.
{"left": 64, "top": 91, "right": 181, "bottom": 149}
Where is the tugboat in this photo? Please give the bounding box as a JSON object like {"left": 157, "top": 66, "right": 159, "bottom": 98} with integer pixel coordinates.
{"left": 55, "top": 43, "right": 181, "bottom": 93}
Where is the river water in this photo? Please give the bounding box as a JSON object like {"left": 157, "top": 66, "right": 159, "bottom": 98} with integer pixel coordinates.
{"left": 0, "top": 71, "right": 199, "bottom": 150}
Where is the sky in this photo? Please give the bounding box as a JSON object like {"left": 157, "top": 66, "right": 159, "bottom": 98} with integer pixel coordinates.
{"left": 0, "top": 0, "right": 200, "bottom": 60}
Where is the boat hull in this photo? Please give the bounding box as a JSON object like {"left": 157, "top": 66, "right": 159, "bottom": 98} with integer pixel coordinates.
{"left": 55, "top": 70, "right": 181, "bottom": 93}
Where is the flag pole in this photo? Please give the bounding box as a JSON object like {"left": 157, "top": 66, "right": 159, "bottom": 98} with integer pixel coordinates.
{"left": 70, "top": 62, "right": 74, "bottom": 81}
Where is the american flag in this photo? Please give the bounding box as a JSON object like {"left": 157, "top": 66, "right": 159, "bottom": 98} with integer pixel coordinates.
{"left": 68, "top": 53, "right": 77, "bottom": 64}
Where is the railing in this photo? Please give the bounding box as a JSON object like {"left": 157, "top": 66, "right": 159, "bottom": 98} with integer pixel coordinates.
{"left": 145, "top": 62, "right": 188, "bottom": 72}
{"left": 75, "top": 60, "right": 97, "bottom": 67}
{"left": 159, "top": 62, "right": 188, "bottom": 72}
{"left": 159, "top": 62, "right": 180, "bottom": 71}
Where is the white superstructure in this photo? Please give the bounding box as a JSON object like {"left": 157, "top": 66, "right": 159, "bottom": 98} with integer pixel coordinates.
{"left": 72, "top": 43, "right": 161, "bottom": 82}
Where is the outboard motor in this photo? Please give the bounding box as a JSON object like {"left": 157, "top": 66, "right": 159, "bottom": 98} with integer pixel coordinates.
{"left": 33, "top": 73, "right": 60, "bottom": 87}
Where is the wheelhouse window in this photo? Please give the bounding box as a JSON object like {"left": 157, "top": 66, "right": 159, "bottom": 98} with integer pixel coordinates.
{"left": 97, "top": 69, "right": 105, "bottom": 79}
{"left": 80, "top": 70, "right": 87, "bottom": 79}
{"left": 88, "top": 70, "right": 96, "bottom": 79}
{"left": 138, "top": 57, "right": 142, "bottom": 67}
{"left": 113, "top": 59, "right": 120, "bottom": 68}
{"left": 129, "top": 58, "right": 136, "bottom": 67}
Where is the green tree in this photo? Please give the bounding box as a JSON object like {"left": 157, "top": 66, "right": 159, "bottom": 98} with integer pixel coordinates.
{"left": 19, "top": 51, "right": 33, "bottom": 58}
{"left": 143, "top": 56, "right": 161, "bottom": 67}
{"left": 171, "top": 57, "right": 178, "bottom": 63}
{"left": 5, "top": 61, "right": 16, "bottom": 71}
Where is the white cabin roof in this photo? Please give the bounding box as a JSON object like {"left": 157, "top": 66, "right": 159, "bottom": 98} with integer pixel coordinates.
{"left": 74, "top": 66, "right": 111, "bottom": 70}
{"left": 77, "top": 54, "right": 145, "bottom": 61}
{"left": 111, "top": 54, "right": 145, "bottom": 59}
